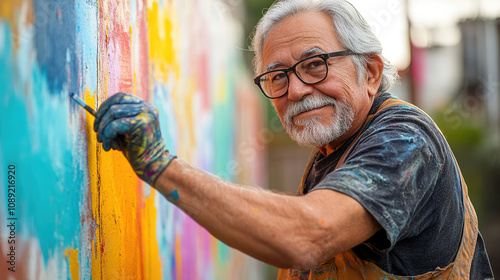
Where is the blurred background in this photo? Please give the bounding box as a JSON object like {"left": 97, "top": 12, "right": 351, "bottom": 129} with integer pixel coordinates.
{"left": 231, "top": 0, "right": 500, "bottom": 278}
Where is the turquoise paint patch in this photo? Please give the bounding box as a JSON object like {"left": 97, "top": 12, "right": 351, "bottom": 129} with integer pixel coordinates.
{"left": 153, "top": 83, "right": 179, "bottom": 154}
{"left": 0, "top": 22, "right": 85, "bottom": 268}
{"left": 213, "top": 60, "right": 237, "bottom": 181}
{"left": 216, "top": 239, "right": 231, "bottom": 263}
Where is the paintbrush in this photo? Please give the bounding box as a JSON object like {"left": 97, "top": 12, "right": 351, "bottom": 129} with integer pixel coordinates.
{"left": 70, "top": 92, "right": 96, "bottom": 117}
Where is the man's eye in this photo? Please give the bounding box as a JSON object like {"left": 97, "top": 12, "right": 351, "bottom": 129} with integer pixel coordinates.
{"left": 271, "top": 73, "right": 286, "bottom": 82}
{"left": 304, "top": 59, "right": 324, "bottom": 70}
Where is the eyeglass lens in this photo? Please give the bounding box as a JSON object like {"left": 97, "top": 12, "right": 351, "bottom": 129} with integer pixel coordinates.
{"left": 259, "top": 56, "right": 328, "bottom": 98}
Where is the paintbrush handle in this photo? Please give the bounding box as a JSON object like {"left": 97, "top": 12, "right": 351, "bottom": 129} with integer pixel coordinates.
{"left": 70, "top": 93, "right": 97, "bottom": 117}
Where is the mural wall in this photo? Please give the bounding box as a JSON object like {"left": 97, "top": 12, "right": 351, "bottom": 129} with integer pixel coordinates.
{"left": 0, "top": 0, "right": 263, "bottom": 279}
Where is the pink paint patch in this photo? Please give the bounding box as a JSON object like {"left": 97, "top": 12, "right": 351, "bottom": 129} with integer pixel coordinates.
{"left": 180, "top": 215, "right": 200, "bottom": 279}
{"left": 201, "top": 227, "right": 213, "bottom": 272}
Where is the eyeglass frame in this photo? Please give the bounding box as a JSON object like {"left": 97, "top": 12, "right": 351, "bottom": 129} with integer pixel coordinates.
{"left": 253, "top": 49, "right": 358, "bottom": 99}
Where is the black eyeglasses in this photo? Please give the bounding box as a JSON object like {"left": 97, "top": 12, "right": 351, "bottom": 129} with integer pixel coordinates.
{"left": 253, "top": 50, "right": 357, "bottom": 99}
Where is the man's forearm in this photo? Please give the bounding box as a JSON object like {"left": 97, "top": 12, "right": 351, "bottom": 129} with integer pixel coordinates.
{"left": 153, "top": 158, "right": 321, "bottom": 268}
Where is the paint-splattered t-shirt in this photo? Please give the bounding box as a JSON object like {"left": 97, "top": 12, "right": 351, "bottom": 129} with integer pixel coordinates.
{"left": 303, "top": 93, "right": 494, "bottom": 278}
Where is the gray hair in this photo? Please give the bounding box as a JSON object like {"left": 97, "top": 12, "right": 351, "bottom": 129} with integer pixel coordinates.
{"left": 251, "top": 0, "right": 399, "bottom": 93}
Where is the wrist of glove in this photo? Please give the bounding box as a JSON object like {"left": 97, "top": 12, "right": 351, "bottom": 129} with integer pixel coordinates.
{"left": 94, "top": 92, "right": 176, "bottom": 186}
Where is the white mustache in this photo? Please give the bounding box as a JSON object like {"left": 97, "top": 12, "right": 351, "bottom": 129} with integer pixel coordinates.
{"left": 284, "top": 95, "right": 337, "bottom": 125}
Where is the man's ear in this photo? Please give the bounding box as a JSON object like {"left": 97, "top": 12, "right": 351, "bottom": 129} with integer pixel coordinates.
{"left": 365, "top": 54, "right": 384, "bottom": 97}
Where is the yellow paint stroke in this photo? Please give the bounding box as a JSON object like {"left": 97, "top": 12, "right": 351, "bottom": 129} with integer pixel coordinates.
{"left": 102, "top": 150, "right": 139, "bottom": 278}
{"left": 146, "top": 0, "right": 196, "bottom": 160}
{"left": 146, "top": 0, "right": 178, "bottom": 83}
{"left": 85, "top": 89, "right": 102, "bottom": 280}
{"left": 64, "top": 248, "right": 80, "bottom": 280}
{"left": 141, "top": 190, "right": 162, "bottom": 279}
{"left": 86, "top": 88, "right": 143, "bottom": 279}
{"left": 216, "top": 70, "right": 227, "bottom": 103}
{"left": 87, "top": 87, "right": 164, "bottom": 279}
{"left": 132, "top": 70, "right": 137, "bottom": 97}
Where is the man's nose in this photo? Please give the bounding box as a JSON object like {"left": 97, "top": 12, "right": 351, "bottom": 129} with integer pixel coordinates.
{"left": 287, "top": 72, "right": 313, "bottom": 101}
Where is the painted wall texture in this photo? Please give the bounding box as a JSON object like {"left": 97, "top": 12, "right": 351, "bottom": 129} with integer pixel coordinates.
{"left": 0, "top": 0, "right": 264, "bottom": 279}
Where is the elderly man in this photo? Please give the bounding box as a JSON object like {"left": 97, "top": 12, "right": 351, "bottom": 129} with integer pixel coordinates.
{"left": 94, "top": 0, "right": 494, "bottom": 278}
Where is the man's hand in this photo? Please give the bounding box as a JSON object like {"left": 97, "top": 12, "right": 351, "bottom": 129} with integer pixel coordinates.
{"left": 94, "top": 92, "right": 176, "bottom": 186}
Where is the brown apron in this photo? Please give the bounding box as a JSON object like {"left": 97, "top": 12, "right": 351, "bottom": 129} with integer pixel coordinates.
{"left": 278, "top": 98, "right": 479, "bottom": 279}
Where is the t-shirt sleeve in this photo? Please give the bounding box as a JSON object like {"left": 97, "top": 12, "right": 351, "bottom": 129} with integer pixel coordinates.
{"left": 310, "top": 108, "right": 443, "bottom": 252}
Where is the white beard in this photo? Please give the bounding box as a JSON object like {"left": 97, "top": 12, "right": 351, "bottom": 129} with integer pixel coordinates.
{"left": 280, "top": 94, "right": 355, "bottom": 148}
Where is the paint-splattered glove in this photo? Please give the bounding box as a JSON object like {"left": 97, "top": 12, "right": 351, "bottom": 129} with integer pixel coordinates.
{"left": 94, "top": 92, "right": 176, "bottom": 186}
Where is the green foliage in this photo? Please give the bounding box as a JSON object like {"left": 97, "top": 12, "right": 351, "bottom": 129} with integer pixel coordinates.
{"left": 433, "top": 106, "right": 500, "bottom": 221}
{"left": 241, "top": 0, "right": 274, "bottom": 68}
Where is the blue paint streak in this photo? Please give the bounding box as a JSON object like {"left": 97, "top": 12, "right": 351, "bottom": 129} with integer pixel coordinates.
{"left": 34, "top": 0, "right": 79, "bottom": 93}
{"left": 0, "top": 22, "right": 85, "bottom": 269}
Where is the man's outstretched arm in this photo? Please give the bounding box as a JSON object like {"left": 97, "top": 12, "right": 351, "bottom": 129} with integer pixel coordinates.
{"left": 155, "top": 158, "right": 380, "bottom": 269}
{"left": 95, "top": 92, "right": 381, "bottom": 269}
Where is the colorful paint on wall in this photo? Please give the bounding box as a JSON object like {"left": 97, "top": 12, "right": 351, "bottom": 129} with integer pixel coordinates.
{"left": 0, "top": 0, "right": 263, "bottom": 279}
